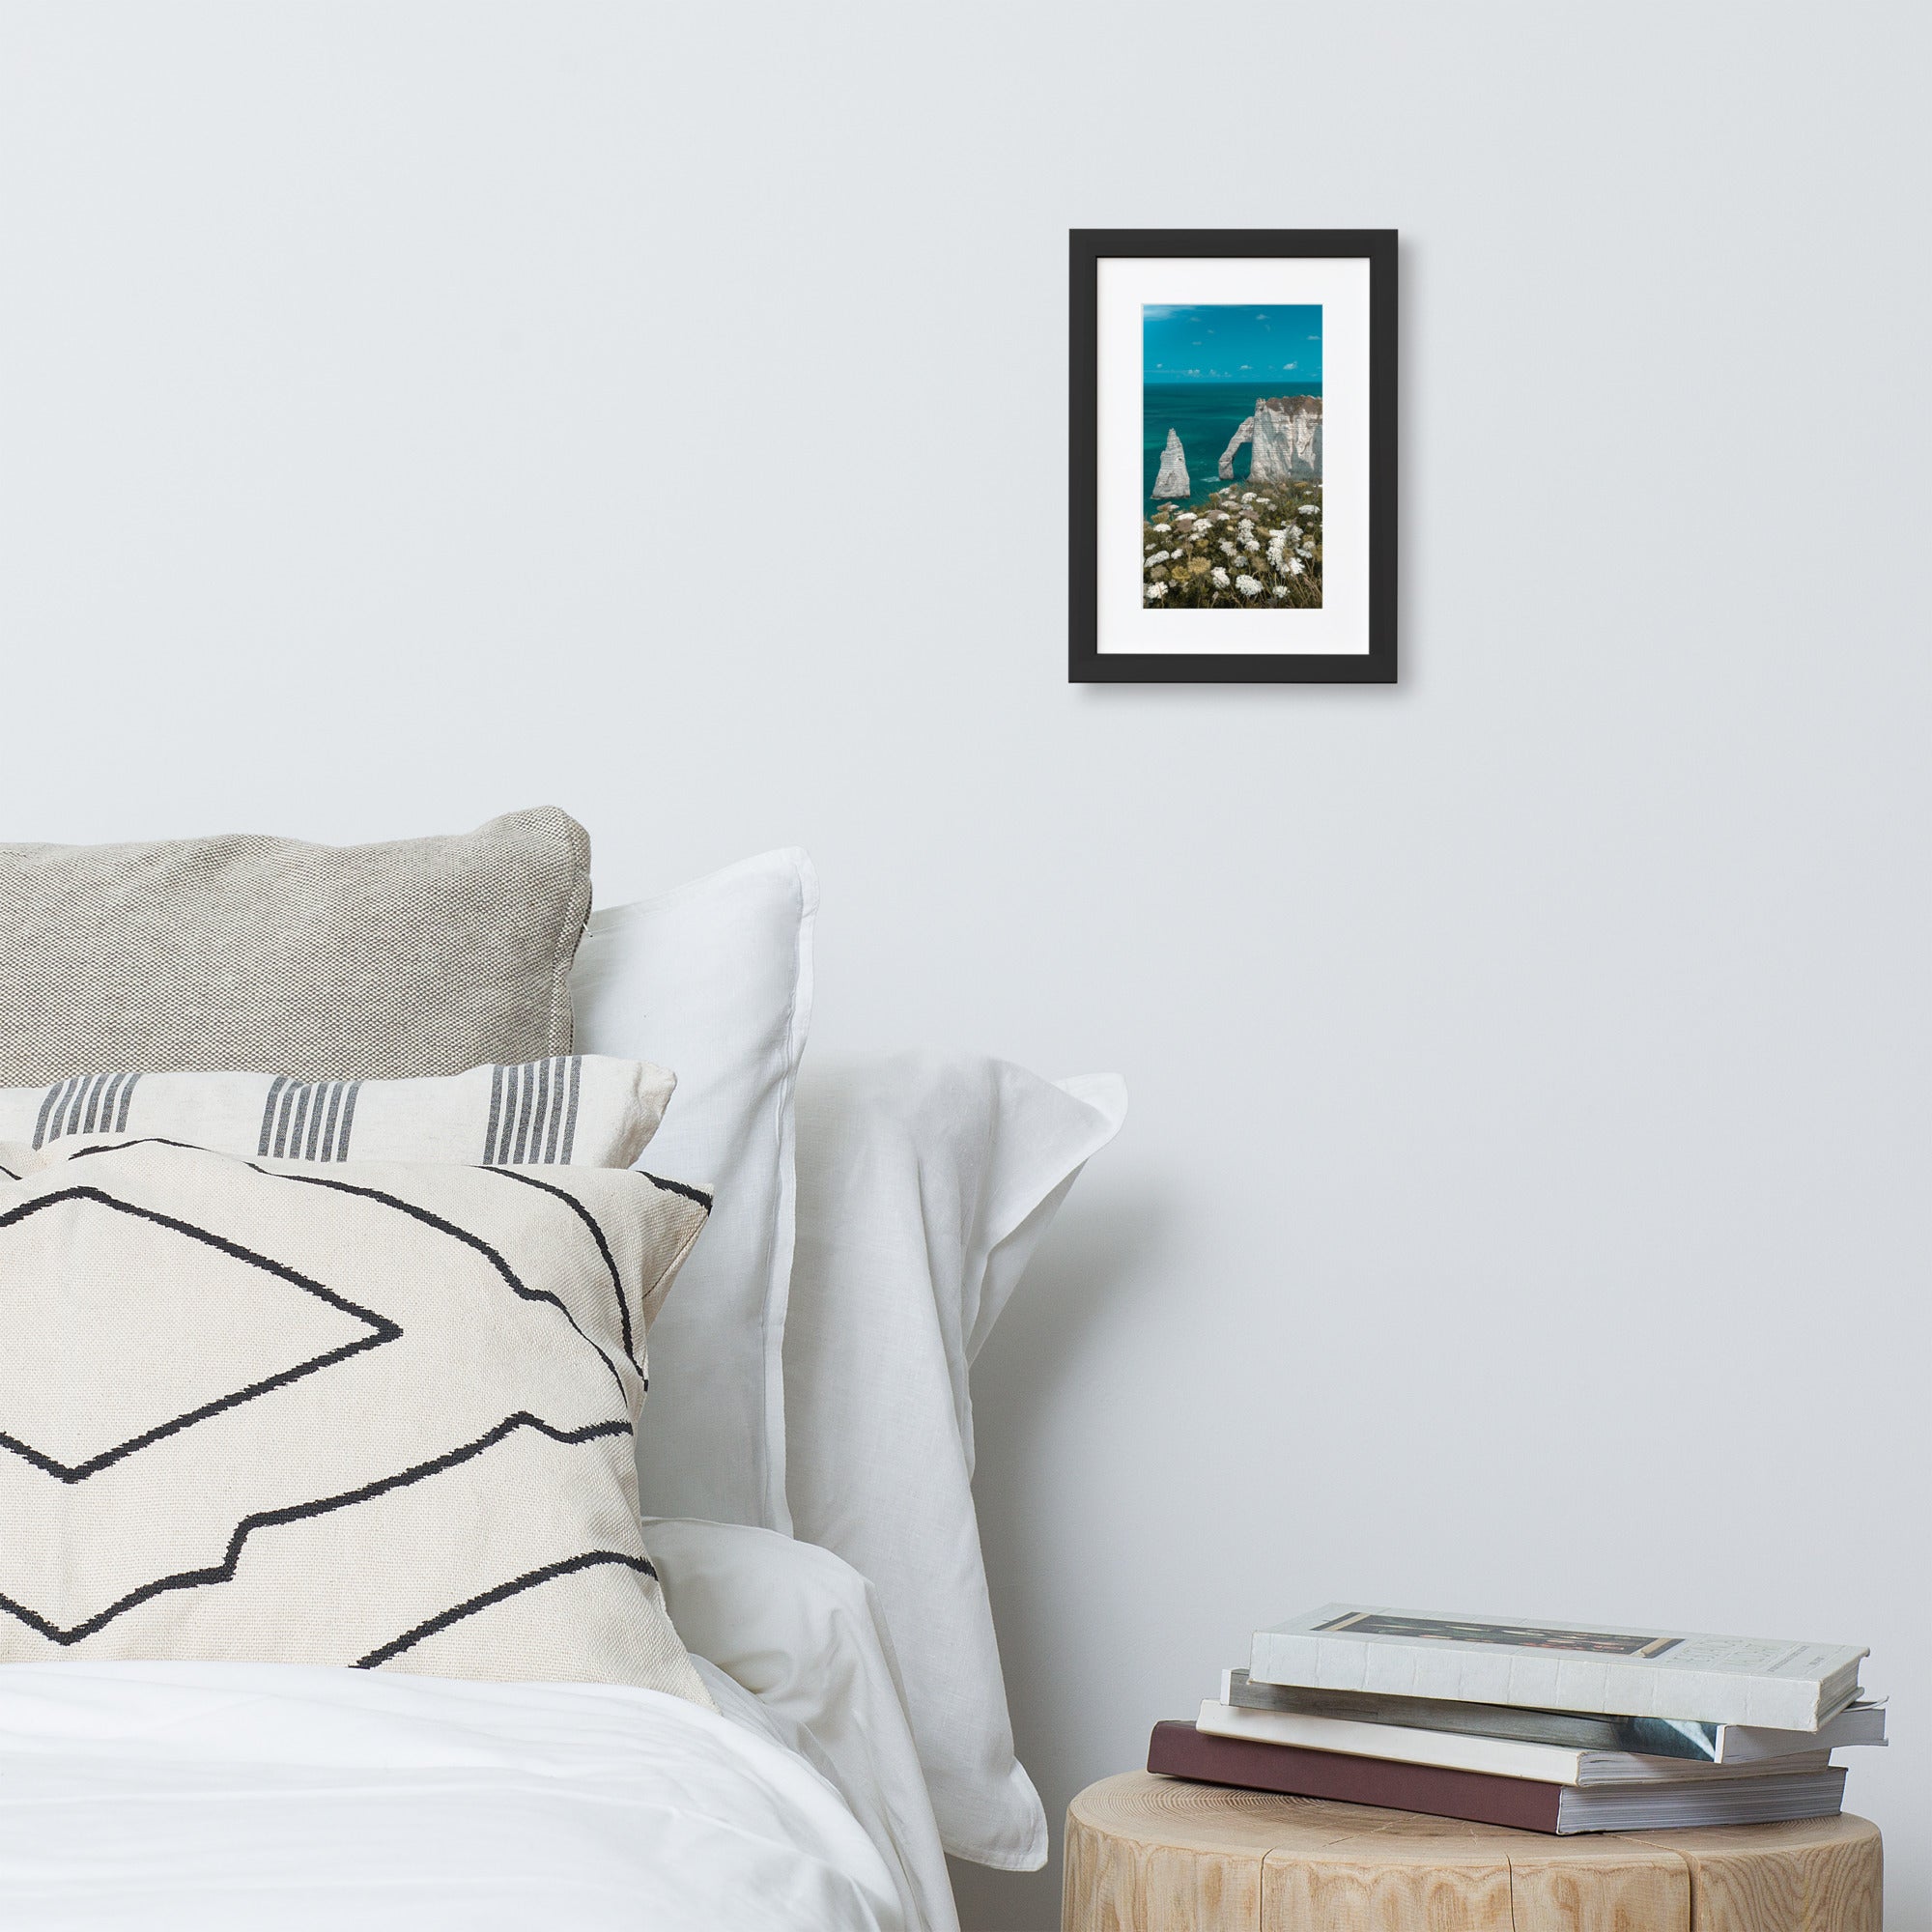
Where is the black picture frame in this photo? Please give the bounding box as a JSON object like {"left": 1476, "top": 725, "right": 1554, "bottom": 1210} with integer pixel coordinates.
{"left": 1068, "top": 228, "right": 1397, "bottom": 685}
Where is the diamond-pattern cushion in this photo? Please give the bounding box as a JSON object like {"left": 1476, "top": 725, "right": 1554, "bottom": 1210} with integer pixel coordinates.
{"left": 0, "top": 1135, "right": 709, "bottom": 1700}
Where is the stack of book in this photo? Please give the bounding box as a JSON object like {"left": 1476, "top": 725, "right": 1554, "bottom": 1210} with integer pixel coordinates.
{"left": 1150, "top": 1605, "right": 1884, "bottom": 1834}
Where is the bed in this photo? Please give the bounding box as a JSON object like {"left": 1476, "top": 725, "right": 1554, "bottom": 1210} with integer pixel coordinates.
{"left": 0, "top": 812, "right": 1125, "bottom": 1930}
{"left": 0, "top": 1531, "right": 927, "bottom": 1932}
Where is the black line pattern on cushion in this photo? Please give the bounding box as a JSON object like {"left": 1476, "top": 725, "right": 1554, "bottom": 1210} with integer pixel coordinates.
{"left": 0, "top": 1163, "right": 19, "bottom": 1181}
{"left": 0, "top": 1412, "right": 635, "bottom": 1645}
{"left": 483, "top": 1165, "right": 637, "bottom": 1369}
{"left": 0, "top": 1186, "right": 400, "bottom": 1482}
{"left": 354, "top": 1550, "right": 654, "bottom": 1667}
{"left": 258, "top": 1077, "right": 363, "bottom": 1161}
{"left": 60, "top": 1144, "right": 630, "bottom": 1397}
{"left": 66, "top": 1138, "right": 203, "bottom": 1161}
{"left": 33, "top": 1073, "right": 141, "bottom": 1148}
{"left": 639, "top": 1170, "right": 712, "bottom": 1209}
{"left": 268, "top": 1169, "right": 630, "bottom": 1395}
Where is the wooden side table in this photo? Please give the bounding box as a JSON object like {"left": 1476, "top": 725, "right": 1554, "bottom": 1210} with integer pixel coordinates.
{"left": 1064, "top": 1772, "right": 1882, "bottom": 1932}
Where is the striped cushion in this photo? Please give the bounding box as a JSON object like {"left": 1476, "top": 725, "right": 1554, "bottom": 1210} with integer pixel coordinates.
{"left": 0, "top": 1135, "right": 711, "bottom": 1697}
{"left": 0, "top": 1057, "right": 674, "bottom": 1168}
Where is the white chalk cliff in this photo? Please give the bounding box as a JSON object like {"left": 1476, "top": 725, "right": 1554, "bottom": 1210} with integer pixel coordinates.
{"left": 1248, "top": 395, "right": 1322, "bottom": 482}
{"left": 1151, "top": 429, "right": 1189, "bottom": 499}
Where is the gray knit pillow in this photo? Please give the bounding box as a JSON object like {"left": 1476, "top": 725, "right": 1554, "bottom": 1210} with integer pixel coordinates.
{"left": 0, "top": 809, "right": 591, "bottom": 1085}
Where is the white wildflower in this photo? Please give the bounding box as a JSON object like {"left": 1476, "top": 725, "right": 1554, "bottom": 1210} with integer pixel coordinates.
{"left": 1273, "top": 585, "right": 1288, "bottom": 597}
{"left": 1242, "top": 535, "right": 1261, "bottom": 553}
{"left": 1298, "top": 542, "right": 1315, "bottom": 557}
{"left": 1219, "top": 539, "right": 1237, "bottom": 557}
{"left": 1240, "top": 492, "right": 1258, "bottom": 503}
{"left": 1146, "top": 551, "right": 1171, "bottom": 568}
{"left": 1151, "top": 523, "right": 1172, "bottom": 533}
{"left": 1265, "top": 530, "right": 1289, "bottom": 569}
{"left": 1210, "top": 567, "right": 1230, "bottom": 589}
{"left": 1236, "top": 574, "right": 1262, "bottom": 597}
{"left": 1145, "top": 582, "right": 1168, "bottom": 601}
{"left": 1302, "top": 500, "right": 1321, "bottom": 516}
{"left": 1287, "top": 556, "right": 1304, "bottom": 576}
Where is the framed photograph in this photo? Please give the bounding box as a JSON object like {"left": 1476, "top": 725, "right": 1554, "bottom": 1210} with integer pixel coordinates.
{"left": 1068, "top": 229, "right": 1397, "bottom": 684}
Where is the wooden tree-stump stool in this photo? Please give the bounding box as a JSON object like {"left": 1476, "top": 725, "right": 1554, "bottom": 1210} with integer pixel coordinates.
{"left": 1064, "top": 1772, "right": 1882, "bottom": 1932}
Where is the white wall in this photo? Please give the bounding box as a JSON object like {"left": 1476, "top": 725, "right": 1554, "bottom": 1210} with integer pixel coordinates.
{"left": 4, "top": 2, "right": 1926, "bottom": 1924}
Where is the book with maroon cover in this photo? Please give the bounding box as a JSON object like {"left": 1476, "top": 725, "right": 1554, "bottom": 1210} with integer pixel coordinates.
{"left": 1145, "top": 1721, "right": 1846, "bottom": 1836}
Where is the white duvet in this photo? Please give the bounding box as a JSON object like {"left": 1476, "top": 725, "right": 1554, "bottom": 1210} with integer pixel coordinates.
{"left": 0, "top": 1659, "right": 906, "bottom": 1931}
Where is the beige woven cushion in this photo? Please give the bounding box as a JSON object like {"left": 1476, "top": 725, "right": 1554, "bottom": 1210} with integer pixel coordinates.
{"left": 0, "top": 1133, "right": 711, "bottom": 1701}
{"left": 0, "top": 809, "right": 592, "bottom": 1085}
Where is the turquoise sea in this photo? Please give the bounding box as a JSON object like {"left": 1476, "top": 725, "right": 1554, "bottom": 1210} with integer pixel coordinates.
{"left": 1143, "top": 381, "right": 1321, "bottom": 507}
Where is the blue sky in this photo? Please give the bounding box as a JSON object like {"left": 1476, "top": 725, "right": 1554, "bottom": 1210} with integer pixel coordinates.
{"left": 1143, "top": 303, "right": 1322, "bottom": 383}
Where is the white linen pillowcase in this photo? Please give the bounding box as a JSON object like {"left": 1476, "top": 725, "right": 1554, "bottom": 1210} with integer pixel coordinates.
{"left": 782, "top": 1051, "right": 1127, "bottom": 1870}
{"left": 572, "top": 850, "right": 815, "bottom": 1532}
{"left": 0, "top": 1057, "right": 673, "bottom": 1168}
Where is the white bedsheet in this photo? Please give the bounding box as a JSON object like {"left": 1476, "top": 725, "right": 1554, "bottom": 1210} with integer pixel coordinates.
{"left": 0, "top": 1659, "right": 906, "bottom": 1931}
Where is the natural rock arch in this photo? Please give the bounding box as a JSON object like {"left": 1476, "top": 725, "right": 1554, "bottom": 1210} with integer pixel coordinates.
{"left": 1217, "top": 418, "right": 1254, "bottom": 480}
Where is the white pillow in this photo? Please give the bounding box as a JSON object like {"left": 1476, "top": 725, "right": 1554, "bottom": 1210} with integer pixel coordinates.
{"left": 571, "top": 851, "right": 815, "bottom": 1531}
{"left": 782, "top": 1051, "right": 1127, "bottom": 1870}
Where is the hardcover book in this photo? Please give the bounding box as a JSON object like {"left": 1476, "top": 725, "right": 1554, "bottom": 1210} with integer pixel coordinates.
{"left": 1249, "top": 1605, "right": 1866, "bottom": 1731}
{"left": 1147, "top": 1721, "right": 1848, "bottom": 1836}
{"left": 1195, "top": 1700, "right": 1833, "bottom": 1787}
{"left": 1219, "top": 1669, "right": 1888, "bottom": 1763}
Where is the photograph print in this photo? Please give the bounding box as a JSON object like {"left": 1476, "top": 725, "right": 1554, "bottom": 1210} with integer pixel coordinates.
{"left": 1142, "top": 303, "right": 1325, "bottom": 610}
{"left": 1069, "top": 229, "right": 1396, "bottom": 684}
{"left": 1319, "top": 1611, "right": 1686, "bottom": 1659}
